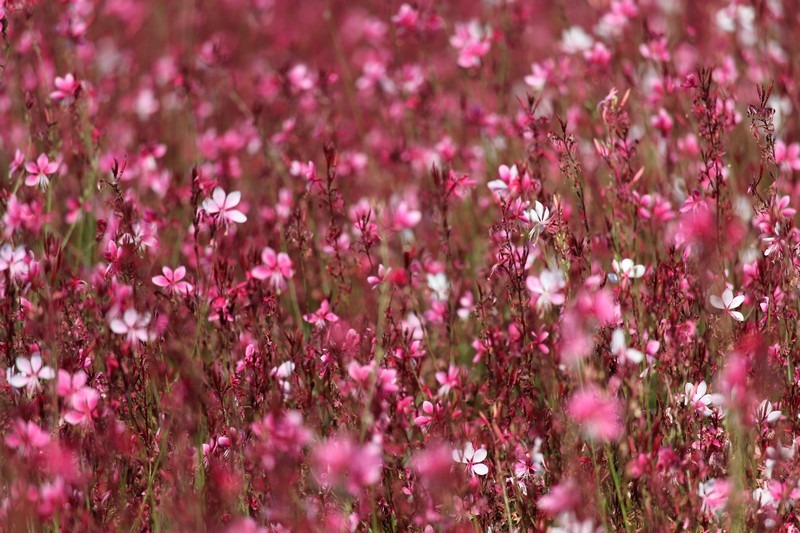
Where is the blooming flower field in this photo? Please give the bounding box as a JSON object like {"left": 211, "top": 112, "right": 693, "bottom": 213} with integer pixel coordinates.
{"left": 1, "top": 0, "right": 800, "bottom": 531}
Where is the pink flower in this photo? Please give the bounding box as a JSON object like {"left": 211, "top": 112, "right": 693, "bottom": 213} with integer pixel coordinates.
{"left": 251, "top": 247, "right": 294, "bottom": 291}
{"left": 452, "top": 442, "right": 489, "bottom": 476}
{"left": 774, "top": 140, "right": 800, "bottom": 170}
{"left": 392, "top": 201, "right": 422, "bottom": 230}
{"left": 24, "top": 154, "right": 59, "bottom": 191}
{"left": 435, "top": 365, "right": 460, "bottom": 396}
{"left": 367, "top": 264, "right": 391, "bottom": 288}
{"left": 526, "top": 268, "right": 566, "bottom": 311}
{"left": 56, "top": 369, "right": 88, "bottom": 399}
{"left": 567, "top": 387, "right": 623, "bottom": 441}
{"left": 303, "top": 299, "right": 339, "bottom": 327}
{"left": 5, "top": 419, "right": 50, "bottom": 452}
{"left": 392, "top": 3, "right": 419, "bottom": 30}
{"left": 152, "top": 266, "right": 194, "bottom": 295}
{"left": 450, "top": 22, "right": 491, "bottom": 69}
{"left": 699, "top": 478, "right": 731, "bottom": 519}
{"left": 50, "top": 73, "right": 81, "bottom": 102}
{"left": 538, "top": 479, "right": 582, "bottom": 516}
{"left": 202, "top": 187, "right": 247, "bottom": 225}
{"left": 64, "top": 387, "right": 100, "bottom": 426}
{"left": 6, "top": 353, "right": 55, "bottom": 393}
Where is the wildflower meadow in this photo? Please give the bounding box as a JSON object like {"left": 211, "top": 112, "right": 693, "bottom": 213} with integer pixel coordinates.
{"left": 2, "top": 0, "right": 800, "bottom": 531}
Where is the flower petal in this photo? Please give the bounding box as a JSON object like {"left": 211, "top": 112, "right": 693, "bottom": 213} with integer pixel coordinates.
{"left": 472, "top": 463, "right": 489, "bottom": 476}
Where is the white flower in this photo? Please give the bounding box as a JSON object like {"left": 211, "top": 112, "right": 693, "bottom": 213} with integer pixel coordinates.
{"left": 271, "top": 361, "right": 296, "bottom": 393}
{"left": 526, "top": 268, "right": 566, "bottom": 311}
{"left": 525, "top": 201, "right": 551, "bottom": 242}
{"left": 755, "top": 400, "right": 782, "bottom": 424}
{"left": 426, "top": 273, "right": 449, "bottom": 301}
{"left": 110, "top": 309, "right": 155, "bottom": 344}
{"left": 709, "top": 288, "right": 745, "bottom": 321}
{"left": 452, "top": 442, "right": 489, "bottom": 476}
{"left": 0, "top": 244, "right": 29, "bottom": 280}
{"left": 202, "top": 187, "right": 247, "bottom": 225}
{"left": 684, "top": 381, "right": 715, "bottom": 417}
{"left": 608, "top": 258, "right": 645, "bottom": 284}
{"left": 561, "top": 26, "right": 594, "bottom": 54}
{"left": 610, "top": 328, "right": 644, "bottom": 364}
{"left": 6, "top": 353, "right": 55, "bottom": 393}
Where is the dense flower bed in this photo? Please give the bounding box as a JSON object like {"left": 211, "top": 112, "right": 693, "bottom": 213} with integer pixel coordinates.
{"left": 1, "top": 0, "right": 799, "bottom": 530}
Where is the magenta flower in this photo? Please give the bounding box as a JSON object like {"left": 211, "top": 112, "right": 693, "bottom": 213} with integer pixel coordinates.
{"left": 50, "top": 73, "right": 81, "bottom": 102}
{"left": 251, "top": 247, "right": 294, "bottom": 291}
{"left": 567, "top": 387, "right": 623, "bottom": 441}
{"left": 303, "top": 299, "right": 339, "bottom": 328}
{"left": 24, "top": 154, "right": 59, "bottom": 191}
{"left": 202, "top": 187, "right": 247, "bottom": 225}
{"left": 152, "top": 266, "right": 194, "bottom": 295}
{"left": 5, "top": 419, "right": 50, "bottom": 452}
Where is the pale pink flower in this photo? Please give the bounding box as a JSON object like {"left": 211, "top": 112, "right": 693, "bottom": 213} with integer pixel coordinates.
{"left": 755, "top": 400, "right": 782, "bottom": 425}
{"left": 710, "top": 288, "right": 745, "bottom": 321}
{"left": 527, "top": 268, "right": 566, "bottom": 311}
{"left": 109, "top": 309, "right": 155, "bottom": 343}
{"left": 450, "top": 22, "right": 491, "bottom": 69}
{"left": 6, "top": 353, "right": 55, "bottom": 393}
{"left": 0, "top": 244, "right": 29, "bottom": 280}
{"left": 610, "top": 328, "right": 644, "bottom": 364}
{"left": 152, "top": 266, "right": 193, "bottom": 295}
{"left": 683, "top": 381, "right": 716, "bottom": 417}
{"left": 699, "top": 478, "right": 731, "bottom": 519}
{"left": 251, "top": 247, "right": 294, "bottom": 291}
{"left": 452, "top": 442, "right": 489, "bottom": 476}
{"left": 24, "top": 154, "right": 59, "bottom": 191}
{"left": 202, "top": 187, "right": 247, "bottom": 224}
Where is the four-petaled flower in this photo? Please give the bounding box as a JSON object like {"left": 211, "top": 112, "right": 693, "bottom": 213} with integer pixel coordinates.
{"left": 202, "top": 187, "right": 247, "bottom": 225}
{"left": 525, "top": 201, "right": 551, "bottom": 241}
{"left": 684, "top": 381, "right": 716, "bottom": 417}
{"left": 110, "top": 309, "right": 155, "bottom": 344}
{"left": 24, "top": 154, "right": 59, "bottom": 191}
{"left": 152, "top": 266, "right": 194, "bottom": 295}
{"left": 710, "top": 288, "right": 745, "bottom": 321}
{"left": 527, "top": 268, "right": 566, "bottom": 311}
{"left": 64, "top": 387, "right": 101, "bottom": 426}
{"left": 755, "top": 400, "right": 781, "bottom": 425}
{"left": 608, "top": 258, "right": 645, "bottom": 284}
{"left": 452, "top": 442, "right": 489, "bottom": 476}
{"left": 251, "top": 247, "right": 294, "bottom": 291}
{"left": 303, "top": 299, "right": 339, "bottom": 327}
{"left": 610, "top": 328, "right": 644, "bottom": 364}
{"left": 50, "top": 73, "right": 81, "bottom": 102}
{"left": 7, "top": 353, "right": 55, "bottom": 393}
